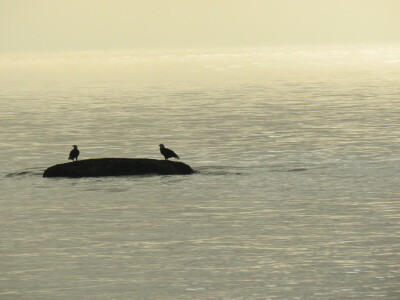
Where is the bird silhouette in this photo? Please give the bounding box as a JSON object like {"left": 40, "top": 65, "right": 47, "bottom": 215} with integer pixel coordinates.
{"left": 159, "top": 144, "right": 179, "bottom": 160}
{"left": 68, "top": 145, "right": 80, "bottom": 162}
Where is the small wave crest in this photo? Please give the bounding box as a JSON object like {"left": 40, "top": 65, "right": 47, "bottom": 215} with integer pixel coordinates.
{"left": 5, "top": 168, "right": 44, "bottom": 178}
{"left": 271, "top": 168, "right": 309, "bottom": 172}
{"left": 195, "top": 165, "right": 245, "bottom": 176}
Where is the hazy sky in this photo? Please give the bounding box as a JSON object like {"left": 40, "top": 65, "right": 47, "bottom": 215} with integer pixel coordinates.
{"left": 1, "top": 0, "right": 400, "bottom": 52}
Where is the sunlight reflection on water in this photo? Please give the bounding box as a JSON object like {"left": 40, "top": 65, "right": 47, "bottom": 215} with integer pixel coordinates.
{"left": 1, "top": 46, "right": 400, "bottom": 299}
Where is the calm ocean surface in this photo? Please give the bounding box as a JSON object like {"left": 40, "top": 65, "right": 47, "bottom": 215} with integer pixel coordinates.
{"left": 1, "top": 46, "right": 400, "bottom": 299}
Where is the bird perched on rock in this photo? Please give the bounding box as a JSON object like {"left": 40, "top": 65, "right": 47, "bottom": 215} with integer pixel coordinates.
{"left": 159, "top": 144, "right": 179, "bottom": 160}
{"left": 68, "top": 145, "right": 80, "bottom": 162}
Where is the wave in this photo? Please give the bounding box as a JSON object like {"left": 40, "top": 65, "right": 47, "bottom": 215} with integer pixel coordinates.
{"left": 5, "top": 167, "right": 44, "bottom": 178}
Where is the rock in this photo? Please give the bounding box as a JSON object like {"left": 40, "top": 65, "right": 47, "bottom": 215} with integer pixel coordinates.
{"left": 43, "top": 158, "right": 194, "bottom": 178}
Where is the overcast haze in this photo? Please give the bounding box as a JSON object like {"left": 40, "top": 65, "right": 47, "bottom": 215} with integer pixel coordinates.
{"left": 1, "top": 0, "right": 400, "bottom": 53}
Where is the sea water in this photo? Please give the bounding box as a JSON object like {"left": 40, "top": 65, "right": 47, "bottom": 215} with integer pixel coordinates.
{"left": 1, "top": 46, "right": 400, "bottom": 299}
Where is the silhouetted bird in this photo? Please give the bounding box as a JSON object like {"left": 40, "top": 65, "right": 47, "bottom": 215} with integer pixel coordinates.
{"left": 159, "top": 144, "right": 179, "bottom": 160}
{"left": 68, "top": 145, "right": 80, "bottom": 162}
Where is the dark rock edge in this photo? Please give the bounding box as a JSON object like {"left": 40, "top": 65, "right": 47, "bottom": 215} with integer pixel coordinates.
{"left": 43, "top": 158, "right": 194, "bottom": 178}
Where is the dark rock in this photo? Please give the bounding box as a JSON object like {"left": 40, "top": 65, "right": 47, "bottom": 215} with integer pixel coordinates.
{"left": 43, "top": 158, "right": 194, "bottom": 178}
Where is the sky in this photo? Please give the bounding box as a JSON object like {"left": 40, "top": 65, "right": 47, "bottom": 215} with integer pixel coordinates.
{"left": 1, "top": 0, "right": 400, "bottom": 53}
